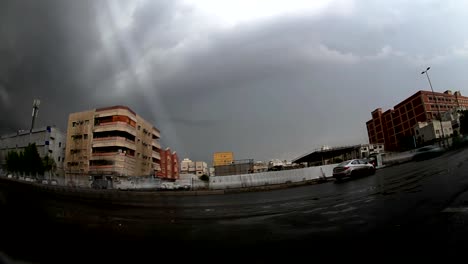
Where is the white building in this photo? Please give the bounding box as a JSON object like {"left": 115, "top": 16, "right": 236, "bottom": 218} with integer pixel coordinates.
{"left": 180, "top": 158, "right": 209, "bottom": 176}
{"left": 0, "top": 126, "right": 66, "bottom": 174}
{"left": 253, "top": 161, "right": 268, "bottom": 173}
{"left": 359, "top": 143, "right": 385, "bottom": 158}
{"left": 441, "top": 107, "right": 466, "bottom": 135}
{"left": 414, "top": 121, "right": 453, "bottom": 143}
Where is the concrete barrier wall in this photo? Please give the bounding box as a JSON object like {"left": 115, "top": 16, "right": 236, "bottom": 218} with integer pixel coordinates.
{"left": 209, "top": 164, "right": 338, "bottom": 190}
{"left": 177, "top": 174, "right": 207, "bottom": 189}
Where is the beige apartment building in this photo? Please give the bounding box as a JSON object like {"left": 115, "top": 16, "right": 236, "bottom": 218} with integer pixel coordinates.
{"left": 64, "top": 106, "right": 161, "bottom": 179}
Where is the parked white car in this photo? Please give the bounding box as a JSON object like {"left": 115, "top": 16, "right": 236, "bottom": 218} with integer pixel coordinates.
{"left": 333, "top": 159, "right": 376, "bottom": 180}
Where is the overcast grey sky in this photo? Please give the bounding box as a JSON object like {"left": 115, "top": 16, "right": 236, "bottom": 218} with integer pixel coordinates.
{"left": 1, "top": 0, "right": 468, "bottom": 163}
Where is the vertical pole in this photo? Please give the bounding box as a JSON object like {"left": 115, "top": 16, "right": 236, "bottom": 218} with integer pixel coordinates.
{"left": 424, "top": 71, "right": 446, "bottom": 148}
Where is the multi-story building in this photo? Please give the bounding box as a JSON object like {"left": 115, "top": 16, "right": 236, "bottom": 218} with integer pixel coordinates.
{"left": 158, "top": 148, "right": 179, "bottom": 180}
{"left": 180, "top": 158, "right": 209, "bottom": 176}
{"left": 213, "top": 152, "right": 234, "bottom": 166}
{"left": 64, "top": 105, "right": 161, "bottom": 179}
{"left": 366, "top": 90, "right": 468, "bottom": 151}
{"left": 0, "top": 126, "right": 66, "bottom": 174}
{"left": 414, "top": 121, "right": 453, "bottom": 144}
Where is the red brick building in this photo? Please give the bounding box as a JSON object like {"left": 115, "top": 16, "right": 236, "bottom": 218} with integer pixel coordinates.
{"left": 157, "top": 148, "right": 179, "bottom": 180}
{"left": 366, "top": 90, "right": 468, "bottom": 151}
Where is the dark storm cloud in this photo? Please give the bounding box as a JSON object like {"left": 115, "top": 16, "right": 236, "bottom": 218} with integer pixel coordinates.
{"left": 2, "top": 0, "right": 468, "bottom": 162}
{"left": 0, "top": 0, "right": 103, "bottom": 132}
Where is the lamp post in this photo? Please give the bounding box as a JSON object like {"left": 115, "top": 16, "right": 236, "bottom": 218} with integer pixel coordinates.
{"left": 421, "top": 67, "right": 446, "bottom": 148}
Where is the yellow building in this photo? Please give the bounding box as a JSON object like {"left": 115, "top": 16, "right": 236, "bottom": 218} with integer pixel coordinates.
{"left": 64, "top": 105, "right": 161, "bottom": 180}
{"left": 213, "top": 152, "right": 234, "bottom": 166}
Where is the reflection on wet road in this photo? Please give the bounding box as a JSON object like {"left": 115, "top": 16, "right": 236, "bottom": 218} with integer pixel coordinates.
{"left": 2, "top": 148, "right": 468, "bottom": 262}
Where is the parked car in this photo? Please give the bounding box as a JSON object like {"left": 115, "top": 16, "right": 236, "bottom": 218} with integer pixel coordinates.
{"left": 160, "top": 182, "right": 175, "bottom": 190}
{"left": 412, "top": 146, "right": 444, "bottom": 161}
{"left": 333, "top": 159, "right": 375, "bottom": 180}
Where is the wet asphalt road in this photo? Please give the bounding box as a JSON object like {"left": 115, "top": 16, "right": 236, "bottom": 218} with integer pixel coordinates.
{"left": 3, "top": 148, "right": 468, "bottom": 262}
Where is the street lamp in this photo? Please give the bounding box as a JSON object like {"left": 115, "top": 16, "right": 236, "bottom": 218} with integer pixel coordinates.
{"left": 421, "top": 67, "right": 446, "bottom": 147}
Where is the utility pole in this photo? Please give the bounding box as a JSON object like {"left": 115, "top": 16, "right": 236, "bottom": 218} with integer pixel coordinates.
{"left": 421, "top": 67, "right": 447, "bottom": 148}
{"left": 29, "top": 99, "right": 40, "bottom": 145}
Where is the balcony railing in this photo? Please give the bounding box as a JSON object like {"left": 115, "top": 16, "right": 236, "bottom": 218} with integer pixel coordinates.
{"left": 92, "top": 136, "right": 136, "bottom": 150}
{"left": 152, "top": 151, "right": 161, "bottom": 160}
{"left": 93, "top": 121, "right": 136, "bottom": 135}
{"left": 152, "top": 140, "right": 161, "bottom": 149}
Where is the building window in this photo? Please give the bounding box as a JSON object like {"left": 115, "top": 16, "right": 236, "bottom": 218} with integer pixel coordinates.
{"left": 138, "top": 125, "right": 141, "bottom": 130}
{"left": 84, "top": 134, "right": 88, "bottom": 139}
{"left": 85, "top": 120, "right": 89, "bottom": 125}
{"left": 436, "top": 130, "right": 440, "bottom": 135}
{"left": 72, "top": 122, "right": 77, "bottom": 127}
{"left": 59, "top": 142, "right": 61, "bottom": 147}
{"left": 58, "top": 157, "right": 61, "bottom": 162}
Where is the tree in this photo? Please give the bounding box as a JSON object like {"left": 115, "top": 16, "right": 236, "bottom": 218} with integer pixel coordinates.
{"left": 21, "top": 143, "right": 44, "bottom": 176}
{"left": 199, "top": 174, "right": 209, "bottom": 182}
{"left": 5, "top": 144, "right": 45, "bottom": 177}
{"left": 5, "top": 151, "right": 20, "bottom": 175}
{"left": 42, "top": 156, "right": 57, "bottom": 179}
{"left": 459, "top": 110, "right": 468, "bottom": 136}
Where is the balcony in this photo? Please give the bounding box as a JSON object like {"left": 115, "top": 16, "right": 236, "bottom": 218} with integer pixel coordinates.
{"left": 152, "top": 140, "right": 161, "bottom": 149}
{"left": 152, "top": 151, "right": 161, "bottom": 160}
{"left": 90, "top": 154, "right": 136, "bottom": 174}
{"left": 93, "top": 122, "right": 136, "bottom": 136}
{"left": 92, "top": 137, "right": 136, "bottom": 150}
{"left": 91, "top": 152, "right": 135, "bottom": 162}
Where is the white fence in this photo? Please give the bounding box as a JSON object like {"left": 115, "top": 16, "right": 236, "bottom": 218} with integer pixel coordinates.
{"left": 209, "top": 164, "right": 338, "bottom": 190}
{"left": 177, "top": 174, "right": 208, "bottom": 189}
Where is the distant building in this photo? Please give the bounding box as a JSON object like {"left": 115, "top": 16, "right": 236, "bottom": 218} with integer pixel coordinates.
{"left": 268, "top": 159, "right": 285, "bottom": 171}
{"left": 0, "top": 126, "right": 66, "bottom": 174}
{"left": 158, "top": 148, "right": 179, "bottom": 180}
{"left": 253, "top": 161, "right": 268, "bottom": 173}
{"left": 441, "top": 106, "right": 467, "bottom": 135}
{"left": 367, "top": 90, "right": 468, "bottom": 151}
{"left": 180, "top": 158, "right": 209, "bottom": 176}
{"left": 214, "top": 159, "right": 253, "bottom": 176}
{"left": 359, "top": 143, "right": 385, "bottom": 158}
{"left": 414, "top": 121, "right": 453, "bottom": 144}
{"left": 292, "top": 144, "right": 384, "bottom": 166}
{"left": 213, "top": 152, "right": 234, "bottom": 166}
{"left": 64, "top": 105, "right": 161, "bottom": 179}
